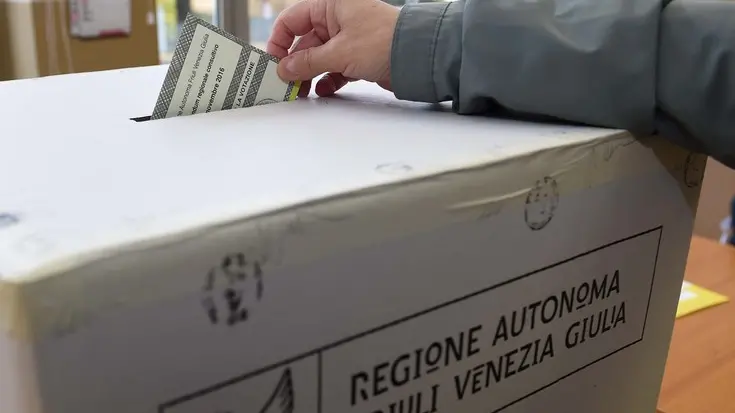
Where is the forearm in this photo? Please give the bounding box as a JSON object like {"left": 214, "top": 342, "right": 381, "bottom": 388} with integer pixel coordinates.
{"left": 390, "top": 0, "right": 735, "bottom": 169}
{"left": 390, "top": 2, "right": 461, "bottom": 104}
{"left": 656, "top": 0, "right": 735, "bottom": 168}
{"left": 391, "top": 0, "right": 662, "bottom": 135}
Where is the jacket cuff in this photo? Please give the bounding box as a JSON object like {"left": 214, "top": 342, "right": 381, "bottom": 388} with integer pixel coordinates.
{"left": 391, "top": 2, "right": 456, "bottom": 103}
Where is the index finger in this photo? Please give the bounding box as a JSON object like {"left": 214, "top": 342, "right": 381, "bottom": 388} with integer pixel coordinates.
{"left": 266, "top": 0, "right": 315, "bottom": 59}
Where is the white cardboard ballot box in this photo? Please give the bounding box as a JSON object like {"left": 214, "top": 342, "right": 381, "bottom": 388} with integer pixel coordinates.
{"left": 0, "top": 66, "right": 705, "bottom": 413}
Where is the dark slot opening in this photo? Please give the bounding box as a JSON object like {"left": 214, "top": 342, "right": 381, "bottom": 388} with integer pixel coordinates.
{"left": 131, "top": 115, "right": 152, "bottom": 122}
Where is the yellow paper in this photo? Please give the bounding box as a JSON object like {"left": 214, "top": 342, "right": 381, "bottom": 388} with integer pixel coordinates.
{"left": 676, "top": 280, "right": 729, "bottom": 318}
{"left": 288, "top": 81, "right": 301, "bottom": 101}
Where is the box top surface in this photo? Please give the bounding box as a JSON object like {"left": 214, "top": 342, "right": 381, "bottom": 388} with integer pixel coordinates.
{"left": 0, "top": 65, "right": 623, "bottom": 281}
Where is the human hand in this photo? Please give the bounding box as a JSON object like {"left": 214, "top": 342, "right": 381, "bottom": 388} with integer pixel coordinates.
{"left": 266, "top": 0, "right": 399, "bottom": 97}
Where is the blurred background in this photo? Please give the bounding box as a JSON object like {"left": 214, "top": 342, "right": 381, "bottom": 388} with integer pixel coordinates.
{"left": 0, "top": 0, "right": 441, "bottom": 80}
{"left": 158, "top": 0, "right": 285, "bottom": 62}
{"left": 157, "top": 0, "right": 436, "bottom": 61}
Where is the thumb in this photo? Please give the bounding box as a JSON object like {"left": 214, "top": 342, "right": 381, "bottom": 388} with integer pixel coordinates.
{"left": 278, "top": 43, "right": 341, "bottom": 81}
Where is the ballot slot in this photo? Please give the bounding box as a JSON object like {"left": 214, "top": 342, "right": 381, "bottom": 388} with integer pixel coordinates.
{"left": 131, "top": 115, "right": 152, "bottom": 122}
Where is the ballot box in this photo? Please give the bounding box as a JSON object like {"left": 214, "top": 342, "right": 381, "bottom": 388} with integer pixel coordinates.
{"left": 0, "top": 66, "right": 704, "bottom": 413}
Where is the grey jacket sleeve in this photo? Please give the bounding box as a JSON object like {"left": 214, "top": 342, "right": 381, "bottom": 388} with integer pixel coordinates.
{"left": 390, "top": 0, "right": 735, "bottom": 169}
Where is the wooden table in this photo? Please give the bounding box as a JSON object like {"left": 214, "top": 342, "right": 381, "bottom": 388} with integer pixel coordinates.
{"left": 658, "top": 236, "right": 735, "bottom": 413}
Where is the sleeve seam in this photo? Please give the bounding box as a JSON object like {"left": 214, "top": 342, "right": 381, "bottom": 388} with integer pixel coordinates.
{"left": 391, "top": 6, "right": 406, "bottom": 82}
{"left": 429, "top": 2, "right": 452, "bottom": 102}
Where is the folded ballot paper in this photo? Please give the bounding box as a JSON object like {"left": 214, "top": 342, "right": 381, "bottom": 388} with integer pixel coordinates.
{"left": 152, "top": 14, "right": 300, "bottom": 120}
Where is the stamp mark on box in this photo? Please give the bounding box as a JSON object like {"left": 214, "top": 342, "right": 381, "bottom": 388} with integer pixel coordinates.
{"left": 525, "top": 176, "right": 559, "bottom": 231}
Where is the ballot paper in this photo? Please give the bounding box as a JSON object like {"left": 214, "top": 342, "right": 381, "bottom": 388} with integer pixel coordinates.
{"left": 151, "top": 14, "right": 300, "bottom": 120}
